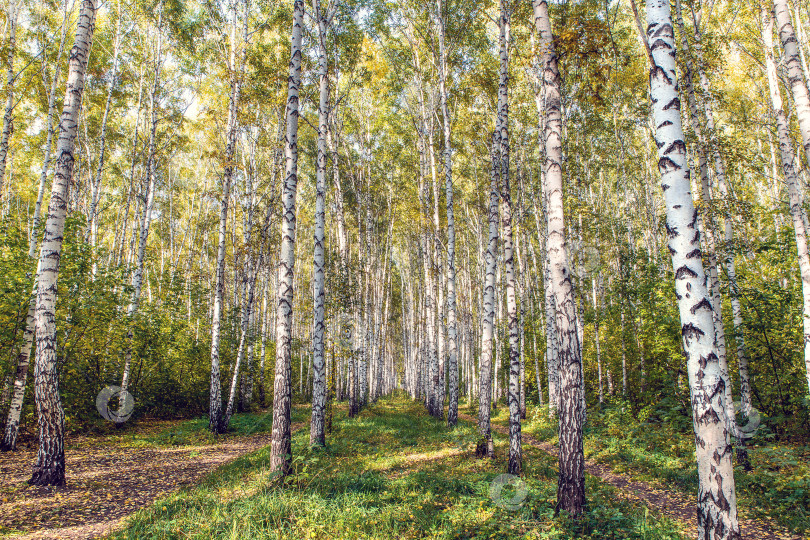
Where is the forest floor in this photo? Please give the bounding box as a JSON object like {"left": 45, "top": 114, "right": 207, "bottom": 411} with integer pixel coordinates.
{"left": 464, "top": 409, "right": 806, "bottom": 540}
{"left": 106, "top": 396, "right": 693, "bottom": 540}
{"left": 0, "top": 407, "right": 308, "bottom": 540}
{"left": 2, "top": 396, "right": 807, "bottom": 539}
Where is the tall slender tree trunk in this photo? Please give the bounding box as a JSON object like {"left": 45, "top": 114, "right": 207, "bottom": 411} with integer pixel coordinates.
{"left": 773, "top": 0, "right": 810, "bottom": 168}
{"left": 259, "top": 276, "right": 268, "bottom": 407}
{"left": 647, "top": 1, "right": 740, "bottom": 536}
{"left": 271, "top": 0, "right": 304, "bottom": 477}
{"left": 435, "top": 0, "right": 459, "bottom": 427}
{"left": 533, "top": 0, "right": 585, "bottom": 516}
{"left": 476, "top": 133, "right": 499, "bottom": 459}
{"left": 494, "top": 0, "right": 521, "bottom": 475}
{"left": 310, "top": 0, "right": 333, "bottom": 447}
{"left": 29, "top": 0, "right": 97, "bottom": 486}
{"left": 87, "top": 0, "right": 122, "bottom": 265}
{"left": 121, "top": 5, "right": 165, "bottom": 413}
{"left": 763, "top": 3, "right": 810, "bottom": 405}
{"left": 0, "top": 0, "right": 17, "bottom": 199}
{"left": 210, "top": 0, "right": 249, "bottom": 433}
{"left": 592, "top": 275, "right": 603, "bottom": 405}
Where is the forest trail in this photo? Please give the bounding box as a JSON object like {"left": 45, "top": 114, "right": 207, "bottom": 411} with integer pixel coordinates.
{"left": 0, "top": 421, "right": 304, "bottom": 540}
{"left": 458, "top": 413, "right": 805, "bottom": 540}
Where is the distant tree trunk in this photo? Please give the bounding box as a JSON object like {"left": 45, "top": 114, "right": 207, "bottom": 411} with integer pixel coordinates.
{"left": 226, "top": 239, "right": 261, "bottom": 424}
{"left": 258, "top": 277, "right": 268, "bottom": 407}
{"left": 533, "top": 0, "right": 585, "bottom": 516}
{"left": 88, "top": 1, "right": 122, "bottom": 261}
{"left": 112, "top": 64, "right": 144, "bottom": 268}
{"left": 592, "top": 276, "right": 603, "bottom": 405}
{"left": 543, "top": 253, "right": 560, "bottom": 415}
{"left": 517, "top": 229, "right": 527, "bottom": 419}
{"left": 493, "top": 0, "right": 521, "bottom": 476}
{"left": 270, "top": 0, "right": 304, "bottom": 477}
{"left": 647, "top": 1, "right": 740, "bottom": 536}
{"left": 210, "top": 0, "right": 249, "bottom": 433}
{"left": 0, "top": 0, "right": 17, "bottom": 199}
{"left": 310, "top": 0, "right": 333, "bottom": 447}
{"left": 476, "top": 133, "right": 499, "bottom": 459}
{"left": 763, "top": 4, "right": 810, "bottom": 404}
{"left": 435, "top": 0, "right": 459, "bottom": 428}
{"left": 121, "top": 5, "right": 164, "bottom": 415}
{"left": 29, "top": 0, "right": 97, "bottom": 486}
{"left": 773, "top": 0, "right": 810, "bottom": 168}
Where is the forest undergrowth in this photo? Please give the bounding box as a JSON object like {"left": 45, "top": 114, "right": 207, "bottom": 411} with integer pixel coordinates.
{"left": 491, "top": 400, "right": 810, "bottom": 536}
{"left": 112, "top": 395, "right": 687, "bottom": 540}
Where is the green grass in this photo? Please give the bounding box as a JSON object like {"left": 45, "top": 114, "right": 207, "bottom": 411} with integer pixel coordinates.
{"left": 504, "top": 399, "right": 810, "bottom": 535}
{"left": 112, "top": 395, "right": 687, "bottom": 539}
{"left": 96, "top": 407, "right": 306, "bottom": 449}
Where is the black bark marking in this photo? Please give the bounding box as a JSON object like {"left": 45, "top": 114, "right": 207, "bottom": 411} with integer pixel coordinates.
{"left": 685, "top": 248, "right": 701, "bottom": 259}
{"left": 652, "top": 23, "right": 674, "bottom": 39}
{"left": 675, "top": 266, "right": 698, "bottom": 279}
{"left": 658, "top": 156, "right": 680, "bottom": 173}
{"left": 650, "top": 65, "right": 672, "bottom": 85}
{"left": 663, "top": 97, "right": 681, "bottom": 111}
{"left": 682, "top": 323, "right": 705, "bottom": 340}
{"left": 690, "top": 297, "right": 712, "bottom": 314}
{"left": 664, "top": 139, "right": 686, "bottom": 154}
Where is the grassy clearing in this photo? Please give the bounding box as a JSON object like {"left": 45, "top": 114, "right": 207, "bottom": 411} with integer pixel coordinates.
{"left": 112, "top": 395, "right": 686, "bottom": 539}
{"left": 92, "top": 406, "right": 301, "bottom": 449}
{"left": 501, "top": 399, "right": 810, "bottom": 535}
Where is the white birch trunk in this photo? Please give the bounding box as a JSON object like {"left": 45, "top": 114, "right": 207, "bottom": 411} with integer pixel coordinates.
{"left": 29, "top": 0, "right": 97, "bottom": 486}
{"left": 763, "top": 6, "right": 810, "bottom": 407}
{"left": 210, "top": 0, "right": 249, "bottom": 432}
{"left": 120, "top": 6, "right": 164, "bottom": 411}
{"left": 647, "top": 1, "right": 740, "bottom": 535}
{"left": 533, "top": 0, "right": 585, "bottom": 515}
{"left": 310, "top": 0, "right": 333, "bottom": 447}
{"left": 435, "top": 0, "right": 459, "bottom": 425}
{"left": 0, "top": 0, "right": 17, "bottom": 198}
{"left": 494, "top": 1, "right": 521, "bottom": 475}
{"left": 88, "top": 1, "right": 122, "bottom": 262}
{"left": 270, "top": 0, "right": 304, "bottom": 476}
{"left": 774, "top": 0, "right": 810, "bottom": 168}
{"left": 476, "top": 133, "right": 499, "bottom": 459}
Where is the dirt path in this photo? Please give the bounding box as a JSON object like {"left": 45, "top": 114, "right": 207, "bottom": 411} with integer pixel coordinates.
{"left": 0, "top": 422, "right": 303, "bottom": 540}
{"left": 458, "top": 413, "right": 805, "bottom": 540}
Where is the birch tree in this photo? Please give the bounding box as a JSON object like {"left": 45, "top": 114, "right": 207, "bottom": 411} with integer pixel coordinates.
{"left": 29, "top": 0, "right": 97, "bottom": 486}
{"left": 210, "top": 0, "right": 250, "bottom": 433}
{"left": 271, "top": 0, "right": 304, "bottom": 477}
{"left": 532, "top": 0, "right": 585, "bottom": 515}
{"left": 0, "top": 0, "right": 17, "bottom": 199}
{"left": 434, "top": 0, "right": 459, "bottom": 428}
{"left": 120, "top": 3, "right": 165, "bottom": 413}
{"left": 476, "top": 132, "right": 499, "bottom": 460}
{"left": 310, "top": 0, "right": 335, "bottom": 448}
{"left": 494, "top": 0, "right": 521, "bottom": 476}
{"left": 771, "top": 0, "right": 810, "bottom": 396}
{"left": 647, "top": 0, "right": 740, "bottom": 535}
